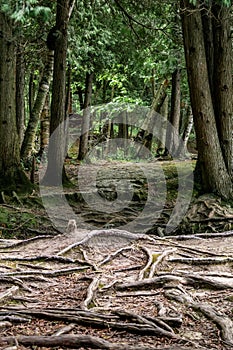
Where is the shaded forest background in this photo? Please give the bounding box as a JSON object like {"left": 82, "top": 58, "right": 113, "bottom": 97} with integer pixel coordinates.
{"left": 0, "top": 0, "right": 233, "bottom": 235}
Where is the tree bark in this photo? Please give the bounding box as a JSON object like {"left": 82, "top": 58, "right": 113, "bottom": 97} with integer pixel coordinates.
{"left": 136, "top": 79, "right": 169, "bottom": 157}
{"left": 212, "top": 3, "right": 233, "bottom": 175}
{"left": 78, "top": 71, "right": 94, "bottom": 161}
{"left": 178, "top": 106, "right": 193, "bottom": 155}
{"left": 16, "top": 41, "right": 25, "bottom": 146}
{"left": 38, "top": 93, "right": 50, "bottom": 158}
{"left": 21, "top": 49, "right": 54, "bottom": 160}
{"left": 165, "top": 68, "right": 181, "bottom": 156}
{"left": 0, "top": 12, "right": 33, "bottom": 193}
{"left": 42, "top": 0, "right": 70, "bottom": 185}
{"left": 156, "top": 95, "right": 168, "bottom": 154}
{"left": 180, "top": 0, "right": 232, "bottom": 198}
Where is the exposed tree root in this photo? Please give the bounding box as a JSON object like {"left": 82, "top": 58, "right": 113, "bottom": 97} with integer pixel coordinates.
{"left": 81, "top": 276, "right": 100, "bottom": 310}
{"left": 0, "top": 334, "right": 208, "bottom": 350}
{"left": 165, "top": 288, "right": 233, "bottom": 347}
{"left": 1, "top": 227, "right": 233, "bottom": 348}
{"left": 0, "top": 307, "right": 180, "bottom": 338}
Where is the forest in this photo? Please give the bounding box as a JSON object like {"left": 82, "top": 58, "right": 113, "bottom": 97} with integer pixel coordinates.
{"left": 1, "top": 0, "right": 233, "bottom": 349}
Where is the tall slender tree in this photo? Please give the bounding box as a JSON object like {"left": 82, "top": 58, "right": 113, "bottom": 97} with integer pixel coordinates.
{"left": 42, "top": 0, "right": 73, "bottom": 185}
{"left": 78, "top": 71, "right": 94, "bottom": 161}
{"left": 21, "top": 49, "right": 54, "bottom": 160}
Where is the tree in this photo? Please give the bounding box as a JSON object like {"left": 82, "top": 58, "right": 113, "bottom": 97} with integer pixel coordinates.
{"left": 16, "top": 37, "right": 25, "bottom": 147}
{"left": 0, "top": 11, "right": 32, "bottom": 193}
{"left": 78, "top": 71, "right": 94, "bottom": 161}
{"left": 165, "top": 68, "right": 181, "bottom": 156}
{"left": 180, "top": 0, "right": 233, "bottom": 199}
{"left": 42, "top": 0, "right": 73, "bottom": 185}
{"left": 21, "top": 48, "right": 54, "bottom": 160}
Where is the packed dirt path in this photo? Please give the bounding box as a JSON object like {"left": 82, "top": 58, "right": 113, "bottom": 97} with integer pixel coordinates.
{"left": 1, "top": 225, "right": 233, "bottom": 349}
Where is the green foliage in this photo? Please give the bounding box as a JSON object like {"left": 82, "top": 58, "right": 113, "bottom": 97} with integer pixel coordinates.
{"left": 0, "top": 0, "right": 51, "bottom": 23}
{"left": 68, "top": 0, "right": 183, "bottom": 108}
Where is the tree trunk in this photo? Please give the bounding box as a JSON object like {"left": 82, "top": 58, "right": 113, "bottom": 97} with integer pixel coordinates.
{"left": 136, "top": 79, "right": 169, "bottom": 157}
{"left": 165, "top": 68, "right": 181, "bottom": 156}
{"left": 0, "top": 12, "right": 32, "bottom": 193}
{"left": 29, "top": 72, "right": 36, "bottom": 119}
{"left": 42, "top": 0, "right": 70, "bottom": 185}
{"left": 178, "top": 106, "right": 193, "bottom": 156}
{"left": 78, "top": 72, "right": 94, "bottom": 161}
{"left": 16, "top": 41, "right": 25, "bottom": 146}
{"left": 180, "top": 0, "right": 232, "bottom": 199}
{"left": 38, "top": 93, "right": 50, "bottom": 158}
{"left": 201, "top": 3, "right": 214, "bottom": 97}
{"left": 212, "top": 3, "right": 233, "bottom": 175}
{"left": 156, "top": 95, "right": 168, "bottom": 155}
{"left": 21, "top": 49, "right": 54, "bottom": 160}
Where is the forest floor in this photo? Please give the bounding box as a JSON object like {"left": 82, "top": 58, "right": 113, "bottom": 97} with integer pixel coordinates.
{"left": 1, "top": 159, "right": 233, "bottom": 349}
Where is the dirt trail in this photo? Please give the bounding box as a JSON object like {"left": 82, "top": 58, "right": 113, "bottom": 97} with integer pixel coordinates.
{"left": 1, "top": 227, "right": 233, "bottom": 349}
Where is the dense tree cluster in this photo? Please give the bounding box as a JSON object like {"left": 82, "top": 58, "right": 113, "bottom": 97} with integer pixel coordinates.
{"left": 0, "top": 0, "right": 232, "bottom": 198}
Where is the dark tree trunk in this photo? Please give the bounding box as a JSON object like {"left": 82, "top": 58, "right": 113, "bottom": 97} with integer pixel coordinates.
{"left": 201, "top": 2, "right": 214, "bottom": 97}
{"left": 29, "top": 72, "right": 36, "bottom": 117}
{"left": 212, "top": 3, "right": 233, "bottom": 175}
{"left": 78, "top": 71, "right": 94, "bottom": 161}
{"left": 0, "top": 12, "right": 32, "bottom": 193}
{"left": 156, "top": 95, "right": 168, "bottom": 155}
{"left": 165, "top": 68, "right": 181, "bottom": 156}
{"left": 42, "top": 0, "right": 70, "bottom": 185}
{"left": 180, "top": 0, "right": 232, "bottom": 199}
